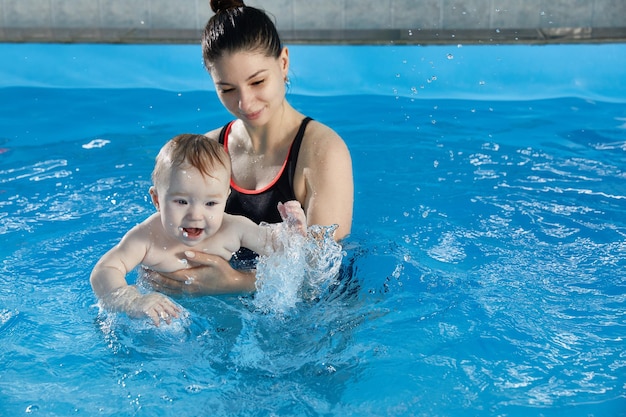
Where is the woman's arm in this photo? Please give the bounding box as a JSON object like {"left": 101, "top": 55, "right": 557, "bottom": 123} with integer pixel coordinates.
{"left": 146, "top": 255, "right": 257, "bottom": 295}
{"left": 296, "top": 123, "right": 354, "bottom": 240}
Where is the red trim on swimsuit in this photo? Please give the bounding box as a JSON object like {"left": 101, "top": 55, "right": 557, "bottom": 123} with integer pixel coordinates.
{"left": 222, "top": 121, "right": 292, "bottom": 195}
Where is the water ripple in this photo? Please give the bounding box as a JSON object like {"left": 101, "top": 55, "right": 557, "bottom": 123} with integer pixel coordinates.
{"left": 0, "top": 159, "right": 68, "bottom": 183}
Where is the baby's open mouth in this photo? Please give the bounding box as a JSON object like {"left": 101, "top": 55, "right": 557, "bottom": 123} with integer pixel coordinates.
{"left": 183, "top": 227, "right": 203, "bottom": 237}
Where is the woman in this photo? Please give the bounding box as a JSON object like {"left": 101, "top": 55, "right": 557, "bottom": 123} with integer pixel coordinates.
{"left": 147, "top": 0, "right": 353, "bottom": 295}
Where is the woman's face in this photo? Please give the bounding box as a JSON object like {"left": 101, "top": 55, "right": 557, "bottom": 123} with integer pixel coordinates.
{"left": 209, "top": 48, "right": 289, "bottom": 127}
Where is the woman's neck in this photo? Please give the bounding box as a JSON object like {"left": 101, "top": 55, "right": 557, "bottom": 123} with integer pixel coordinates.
{"left": 243, "top": 101, "right": 302, "bottom": 154}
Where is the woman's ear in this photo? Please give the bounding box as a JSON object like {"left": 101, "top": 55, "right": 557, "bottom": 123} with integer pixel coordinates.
{"left": 279, "top": 47, "right": 289, "bottom": 79}
{"left": 149, "top": 186, "right": 160, "bottom": 210}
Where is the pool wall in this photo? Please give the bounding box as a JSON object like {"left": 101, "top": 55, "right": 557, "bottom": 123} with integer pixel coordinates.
{"left": 0, "top": 0, "right": 625, "bottom": 44}
{"left": 1, "top": 43, "right": 625, "bottom": 103}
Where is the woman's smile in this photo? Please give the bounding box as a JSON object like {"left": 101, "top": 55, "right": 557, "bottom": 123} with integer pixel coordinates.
{"left": 241, "top": 108, "right": 263, "bottom": 121}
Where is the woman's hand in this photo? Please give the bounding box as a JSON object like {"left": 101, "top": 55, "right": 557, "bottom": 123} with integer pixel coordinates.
{"left": 144, "top": 252, "right": 257, "bottom": 296}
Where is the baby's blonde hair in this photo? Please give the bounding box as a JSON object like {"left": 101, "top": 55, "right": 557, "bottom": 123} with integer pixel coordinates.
{"left": 152, "top": 134, "right": 231, "bottom": 186}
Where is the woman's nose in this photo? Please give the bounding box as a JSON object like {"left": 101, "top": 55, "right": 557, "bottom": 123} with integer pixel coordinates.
{"left": 238, "top": 88, "right": 253, "bottom": 112}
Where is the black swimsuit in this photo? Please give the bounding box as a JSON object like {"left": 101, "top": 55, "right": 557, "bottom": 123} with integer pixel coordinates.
{"left": 218, "top": 117, "right": 312, "bottom": 224}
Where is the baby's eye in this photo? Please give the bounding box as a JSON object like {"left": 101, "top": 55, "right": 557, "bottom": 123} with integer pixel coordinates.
{"left": 174, "top": 199, "right": 188, "bottom": 205}
{"left": 206, "top": 201, "right": 218, "bottom": 207}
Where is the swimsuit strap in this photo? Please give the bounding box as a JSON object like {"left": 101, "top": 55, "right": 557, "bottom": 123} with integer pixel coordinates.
{"left": 287, "top": 117, "right": 313, "bottom": 190}
{"left": 218, "top": 121, "right": 232, "bottom": 145}
{"left": 217, "top": 117, "right": 314, "bottom": 190}
{"left": 216, "top": 117, "right": 314, "bottom": 227}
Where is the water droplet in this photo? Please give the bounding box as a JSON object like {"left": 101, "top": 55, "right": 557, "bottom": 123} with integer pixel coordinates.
{"left": 185, "top": 385, "right": 203, "bottom": 393}
{"left": 25, "top": 405, "right": 40, "bottom": 413}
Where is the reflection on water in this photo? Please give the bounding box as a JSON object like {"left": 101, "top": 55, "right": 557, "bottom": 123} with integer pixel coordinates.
{"left": 1, "top": 90, "right": 625, "bottom": 416}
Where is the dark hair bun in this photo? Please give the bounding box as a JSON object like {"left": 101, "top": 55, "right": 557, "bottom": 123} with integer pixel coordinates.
{"left": 210, "top": 0, "right": 245, "bottom": 13}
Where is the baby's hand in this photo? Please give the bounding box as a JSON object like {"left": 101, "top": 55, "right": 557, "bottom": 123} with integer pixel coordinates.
{"left": 129, "top": 292, "right": 181, "bottom": 326}
{"left": 277, "top": 201, "right": 307, "bottom": 236}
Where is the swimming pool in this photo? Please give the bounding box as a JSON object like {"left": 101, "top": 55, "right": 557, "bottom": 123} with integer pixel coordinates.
{"left": 1, "top": 43, "right": 626, "bottom": 416}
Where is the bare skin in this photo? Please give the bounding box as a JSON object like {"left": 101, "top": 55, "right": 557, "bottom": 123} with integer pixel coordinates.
{"left": 90, "top": 158, "right": 307, "bottom": 324}
{"left": 145, "top": 48, "right": 353, "bottom": 296}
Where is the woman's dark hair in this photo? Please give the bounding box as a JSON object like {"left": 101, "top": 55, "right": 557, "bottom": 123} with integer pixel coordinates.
{"left": 203, "top": 0, "right": 283, "bottom": 69}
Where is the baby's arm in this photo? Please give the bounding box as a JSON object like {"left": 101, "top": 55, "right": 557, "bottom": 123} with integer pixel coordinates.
{"left": 238, "top": 200, "right": 307, "bottom": 255}
{"left": 90, "top": 226, "right": 180, "bottom": 326}
{"left": 276, "top": 201, "right": 308, "bottom": 235}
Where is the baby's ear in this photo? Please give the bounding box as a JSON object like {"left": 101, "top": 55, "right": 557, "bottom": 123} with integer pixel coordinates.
{"left": 149, "top": 186, "right": 160, "bottom": 210}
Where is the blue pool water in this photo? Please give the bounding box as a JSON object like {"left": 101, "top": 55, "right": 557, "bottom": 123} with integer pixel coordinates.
{"left": 1, "top": 44, "right": 626, "bottom": 416}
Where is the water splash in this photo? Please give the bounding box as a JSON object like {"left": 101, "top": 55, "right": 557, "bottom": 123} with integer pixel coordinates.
{"left": 82, "top": 138, "right": 110, "bottom": 149}
{"left": 96, "top": 304, "right": 191, "bottom": 356}
{"left": 252, "top": 224, "right": 344, "bottom": 315}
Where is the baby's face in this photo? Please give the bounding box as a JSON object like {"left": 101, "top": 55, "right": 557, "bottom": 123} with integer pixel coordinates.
{"left": 155, "top": 163, "right": 230, "bottom": 246}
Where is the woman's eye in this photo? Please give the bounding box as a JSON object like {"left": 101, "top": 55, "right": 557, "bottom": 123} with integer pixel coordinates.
{"left": 252, "top": 79, "right": 264, "bottom": 86}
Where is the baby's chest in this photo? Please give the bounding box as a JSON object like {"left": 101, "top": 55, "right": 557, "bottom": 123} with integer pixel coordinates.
{"left": 143, "top": 239, "right": 239, "bottom": 272}
{"left": 142, "top": 249, "right": 191, "bottom": 273}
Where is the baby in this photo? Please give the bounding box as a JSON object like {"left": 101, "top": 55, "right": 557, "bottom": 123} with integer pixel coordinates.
{"left": 90, "top": 134, "right": 306, "bottom": 326}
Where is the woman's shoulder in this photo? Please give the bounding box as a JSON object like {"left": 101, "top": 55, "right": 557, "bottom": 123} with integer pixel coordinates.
{"left": 204, "top": 126, "right": 223, "bottom": 141}
{"left": 302, "top": 119, "right": 350, "bottom": 155}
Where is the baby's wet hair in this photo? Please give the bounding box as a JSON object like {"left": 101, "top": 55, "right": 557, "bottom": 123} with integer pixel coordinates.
{"left": 152, "top": 134, "right": 230, "bottom": 185}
